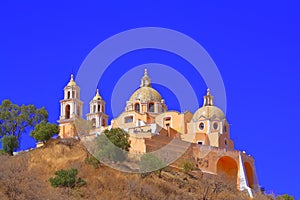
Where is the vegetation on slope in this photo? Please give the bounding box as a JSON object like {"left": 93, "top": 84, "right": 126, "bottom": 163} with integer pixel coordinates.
{"left": 0, "top": 138, "right": 276, "bottom": 200}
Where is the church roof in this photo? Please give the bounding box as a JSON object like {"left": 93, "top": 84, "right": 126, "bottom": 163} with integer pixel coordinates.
{"left": 129, "top": 69, "right": 162, "bottom": 102}
{"left": 93, "top": 89, "right": 102, "bottom": 100}
{"left": 67, "top": 74, "right": 77, "bottom": 86}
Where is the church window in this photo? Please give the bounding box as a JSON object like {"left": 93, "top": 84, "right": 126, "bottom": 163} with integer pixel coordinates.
{"left": 102, "top": 118, "right": 106, "bottom": 126}
{"left": 197, "top": 140, "right": 203, "bottom": 145}
{"left": 223, "top": 125, "right": 227, "bottom": 133}
{"left": 77, "top": 106, "right": 80, "bottom": 116}
{"left": 65, "top": 105, "right": 70, "bottom": 119}
{"left": 124, "top": 116, "right": 133, "bottom": 123}
{"left": 135, "top": 103, "right": 140, "bottom": 112}
{"left": 213, "top": 122, "right": 218, "bottom": 130}
{"left": 67, "top": 91, "right": 70, "bottom": 99}
{"left": 224, "top": 139, "right": 228, "bottom": 146}
{"left": 91, "top": 118, "right": 96, "bottom": 128}
{"left": 199, "top": 122, "right": 205, "bottom": 130}
{"left": 164, "top": 117, "right": 171, "bottom": 128}
{"left": 98, "top": 105, "right": 101, "bottom": 112}
{"left": 148, "top": 103, "right": 154, "bottom": 112}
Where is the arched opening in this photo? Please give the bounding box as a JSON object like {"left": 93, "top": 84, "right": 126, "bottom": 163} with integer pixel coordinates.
{"left": 148, "top": 102, "right": 154, "bottom": 112}
{"left": 217, "top": 156, "right": 238, "bottom": 185}
{"left": 163, "top": 117, "right": 171, "bottom": 128}
{"left": 244, "top": 162, "right": 254, "bottom": 189}
{"left": 102, "top": 118, "right": 106, "bottom": 126}
{"left": 77, "top": 106, "right": 80, "bottom": 116}
{"left": 98, "top": 104, "right": 101, "bottom": 112}
{"left": 65, "top": 105, "right": 70, "bottom": 119}
{"left": 91, "top": 118, "right": 96, "bottom": 128}
{"left": 135, "top": 103, "right": 140, "bottom": 112}
{"left": 67, "top": 91, "right": 70, "bottom": 99}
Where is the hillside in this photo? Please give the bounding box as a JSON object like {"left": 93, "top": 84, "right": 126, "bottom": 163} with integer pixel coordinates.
{"left": 0, "top": 139, "right": 271, "bottom": 200}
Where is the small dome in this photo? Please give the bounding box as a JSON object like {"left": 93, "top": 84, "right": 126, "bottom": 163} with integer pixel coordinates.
{"left": 193, "top": 106, "right": 225, "bottom": 120}
{"left": 129, "top": 87, "right": 162, "bottom": 102}
{"left": 93, "top": 89, "right": 102, "bottom": 100}
{"left": 67, "top": 74, "right": 76, "bottom": 86}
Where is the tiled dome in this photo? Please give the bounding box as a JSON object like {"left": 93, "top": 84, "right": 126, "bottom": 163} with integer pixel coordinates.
{"left": 129, "top": 87, "right": 162, "bottom": 102}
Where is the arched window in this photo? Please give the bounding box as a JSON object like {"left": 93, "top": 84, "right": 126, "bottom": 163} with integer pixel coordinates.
{"left": 77, "top": 106, "right": 80, "bottom": 116}
{"left": 148, "top": 102, "right": 154, "bottom": 112}
{"left": 67, "top": 91, "right": 70, "bottom": 99}
{"left": 124, "top": 116, "right": 133, "bottom": 123}
{"left": 199, "top": 122, "right": 205, "bottom": 130}
{"left": 163, "top": 117, "right": 171, "bottom": 128}
{"left": 102, "top": 118, "right": 106, "bottom": 126}
{"left": 65, "top": 105, "right": 70, "bottom": 119}
{"left": 135, "top": 103, "right": 140, "bottom": 112}
{"left": 91, "top": 118, "right": 96, "bottom": 128}
{"left": 213, "top": 122, "right": 218, "bottom": 130}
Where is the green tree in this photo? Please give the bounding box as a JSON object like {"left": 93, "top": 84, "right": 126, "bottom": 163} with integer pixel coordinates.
{"left": 276, "top": 194, "right": 294, "bottom": 200}
{"left": 49, "top": 168, "right": 86, "bottom": 188}
{"left": 94, "top": 133, "right": 126, "bottom": 162}
{"left": 182, "top": 160, "right": 195, "bottom": 173}
{"left": 30, "top": 121, "right": 59, "bottom": 143}
{"left": 103, "top": 128, "right": 131, "bottom": 151}
{"left": 139, "top": 153, "right": 165, "bottom": 177}
{"left": 1, "top": 135, "right": 19, "bottom": 156}
{"left": 0, "top": 100, "right": 48, "bottom": 139}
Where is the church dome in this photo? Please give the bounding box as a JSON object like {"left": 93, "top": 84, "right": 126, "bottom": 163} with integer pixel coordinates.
{"left": 67, "top": 74, "right": 77, "bottom": 86}
{"left": 93, "top": 89, "right": 102, "bottom": 100}
{"left": 192, "top": 88, "right": 225, "bottom": 120}
{"left": 129, "top": 69, "right": 162, "bottom": 103}
{"left": 193, "top": 105, "right": 225, "bottom": 120}
{"left": 129, "top": 86, "right": 162, "bottom": 102}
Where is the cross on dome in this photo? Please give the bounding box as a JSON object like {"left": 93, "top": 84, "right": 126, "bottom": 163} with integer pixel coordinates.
{"left": 140, "top": 68, "right": 151, "bottom": 87}
{"left": 203, "top": 88, "right": 214, "bottom": 106}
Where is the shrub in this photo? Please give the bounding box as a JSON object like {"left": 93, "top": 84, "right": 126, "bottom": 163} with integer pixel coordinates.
{"left": 182, "top": 160, "right": 194, "bottom": 173}
{"left": 49, "top": 168, "right": 86, "bottom": 188}
{"left": 85, "top": 155, "right": 100, "bottom": 168}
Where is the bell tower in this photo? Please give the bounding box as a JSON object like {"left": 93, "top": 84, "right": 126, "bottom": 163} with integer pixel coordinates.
{"left": 58, "top": 74, "right": 83, "bottom": 138}
{"left": 86, "top": 89, "right": 108, "bottom": 128}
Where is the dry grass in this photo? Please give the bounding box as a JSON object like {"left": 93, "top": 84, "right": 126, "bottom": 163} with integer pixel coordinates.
{"left": 0, "top": 139, "right": 273, "bottom": 200}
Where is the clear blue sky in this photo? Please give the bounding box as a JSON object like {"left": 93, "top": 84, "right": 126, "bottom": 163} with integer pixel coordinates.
{"left": 0, "top": 1, "right": 299, "bottom": 198}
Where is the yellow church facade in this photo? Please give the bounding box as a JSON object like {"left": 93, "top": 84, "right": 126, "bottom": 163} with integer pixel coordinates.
{"left": 58, "top": 70, "right": 259, "bottom": 197}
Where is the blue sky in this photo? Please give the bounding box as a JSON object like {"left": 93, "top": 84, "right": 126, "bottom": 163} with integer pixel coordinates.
{"left": 0, "top": 1, "right": 299, "bottom": 198}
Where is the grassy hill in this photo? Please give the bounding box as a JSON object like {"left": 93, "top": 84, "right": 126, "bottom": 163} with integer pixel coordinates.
{"left": 0, "top": 139, "right": 272, "bottom": 200}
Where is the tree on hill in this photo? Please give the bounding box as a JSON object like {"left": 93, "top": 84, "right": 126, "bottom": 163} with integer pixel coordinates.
{"left": 0, "top": 99, "right": 48, "bottom": 139}
{"left": 30, "top": 121, "right": 59, "bottom": 144}
{"left": 94, "top": 128, "right": 131, "bottom": 163}
{"left": 1, "top": 135, "right": 19, "bottom": 156}
{"left": 103, "top": 128, "right": 131, "bottom": 151}
{"left": 139, "top": 153, "right": 165, "bottom": 177}
{"left": 95, "top": 133, "right": 126, "bottom": 162}
{"left": 276, "top": 194, "right": 294, "bottom": 200}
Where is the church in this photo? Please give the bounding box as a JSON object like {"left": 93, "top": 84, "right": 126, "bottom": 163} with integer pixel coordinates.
{"left": 58, "top": 69, "right": 259, "bottom": 197}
